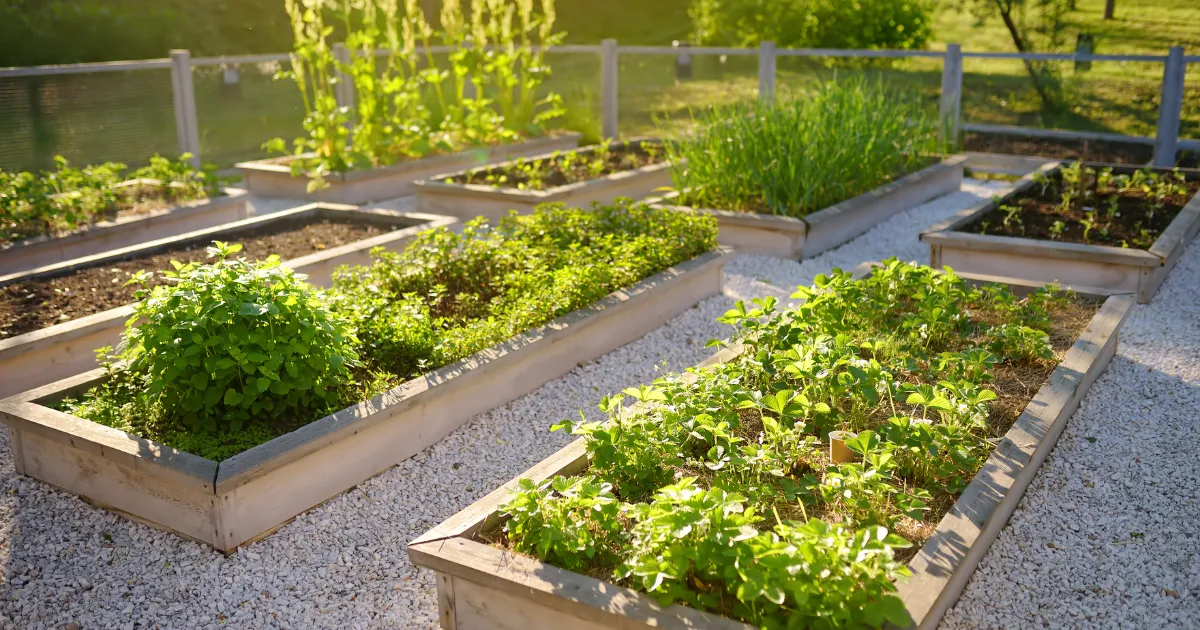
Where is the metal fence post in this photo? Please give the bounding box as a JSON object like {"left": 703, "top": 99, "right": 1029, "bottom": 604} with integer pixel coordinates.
{"left": 673, "top": 40, "right": 692, "bottom": 81}
{"left": 1153, "top": 46, "right": 1185, "bottom": 168}
{"left": 939, "top": 43, "right": 963, "bottom": 149}
{"left": 169, "top": 50, "right": 202, "bottom": 166}
{"left": 333, "top": 42, "right": 356, "bottom": 121}
{"left": 758, "top": 41, "right": 776, "bottom": 101}
{"left": 601, "top": 39, "right": 618, "bottom": 140}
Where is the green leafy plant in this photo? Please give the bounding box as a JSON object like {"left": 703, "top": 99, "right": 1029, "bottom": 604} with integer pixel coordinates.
{"left": 450, "top": 140, "right": 666, "bottom": 191}
{"left": 661, "top": 77, "right": 943, "bottom": 218}
{"left": 0, "top": 154, "right": 220, "bottom": 245}
{"left": 333, "top": 200, "right": 717, "bottom": 380}
{"left": 502, "top": 476, "right": 627, "bottom": 572}
{"left": 505, "top": 260, "right": 1083, "bottom": 628}
{"left": 107, "top": 242, "right": 359, "bottom": 434}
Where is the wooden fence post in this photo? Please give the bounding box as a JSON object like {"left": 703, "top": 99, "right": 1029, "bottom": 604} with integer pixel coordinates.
{"left": 602, "top": 39, "right": 618, "bottom": 140}
{"left": 758, "top": 41, "right": 776, "bottom": 101}
{"left": 169, "top": 50, "right": 202, "bottom": 166}
{"left": 939, "top": 44, "right": 963, "bottom": 149}
{"left": 1152, "top": 46, "right": 1185, "bottom": 168}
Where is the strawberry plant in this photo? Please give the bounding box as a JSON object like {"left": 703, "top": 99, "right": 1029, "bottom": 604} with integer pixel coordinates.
{"left": 501, "top": 260, "right": 1089, "bottom": 628}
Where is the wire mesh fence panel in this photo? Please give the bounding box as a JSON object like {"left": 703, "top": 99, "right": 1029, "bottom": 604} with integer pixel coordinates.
{"left": 543, "top": 51, "right": 602, "bottom": 143}
{"left": 961, "top": 57, "right": 1164, "bottom": 136}
{"left": 1183, "top": 61, "right": 1199, "bottom": 141}
{"left": 616, "top": 52, "right": 759, "bottom": 138}
{"left": 193, "top": 61, "right": 306, "bottom": 168}
{"left": 0, "top": 70, "right": 177, "bottom": 173}
{"left": 775, "top": 54, "right": 943, "bottom": 109}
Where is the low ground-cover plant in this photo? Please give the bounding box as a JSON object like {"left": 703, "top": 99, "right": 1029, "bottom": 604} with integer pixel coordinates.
{"left": 61, "top": 201, "right": 717, "bottom": 460}
{"left": 446, "top": 139, "right": 666, "bottom": 191}
{"left": 0, "top": 154, "right": 225, "bottom": 245}
{"left": 498, "top": 259, "right": 1095, "bottom": 628}
{"left": 661, "top": 78, "right": 942, "bottom": 218}
{"left": 969, "top": 162, "right": 1199, "bottom": 248}
{"left": 267, "top": 0, "right": 566, "bottom": 189}
{"left": 332, "top": 200, "right": 716, "bottom": 379}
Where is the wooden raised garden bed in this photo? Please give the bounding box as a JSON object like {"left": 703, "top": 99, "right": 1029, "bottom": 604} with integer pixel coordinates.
{"left": 0, "top": 247, "right": 731, "bottom": 552}
{"left": 413, "top": 140, "right": 672, "bottom": 221}
{"left": 236, "top": 133, "right": 582, "bottom": 205}
{"left": 921, "top": 162, "right": 1200, "bottom": 303}
{"left": 0, "top": 180, "right": 250, "bottom": 277}
{"left": 649, "top": 156, "right": 966, "bottom": 259}
{"left": 0, "top": 203, "right": 456, "bottom": 399}
{"left": 408, "top": 265, "right": 1133, "bottom": 630}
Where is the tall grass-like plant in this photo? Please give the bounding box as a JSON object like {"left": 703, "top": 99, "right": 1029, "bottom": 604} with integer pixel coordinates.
{"left": 268, "top": 0, "right": 566, "bottom": 188}
{"left": 662, "top": 78, "right": 942, "bottom": 218}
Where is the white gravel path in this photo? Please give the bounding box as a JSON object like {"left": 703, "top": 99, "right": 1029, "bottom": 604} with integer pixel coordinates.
{"left": 940, "top": 210, "right": 1200, "bottom": 629}
{"left": 0, "top": 179, "right": 1023, "bottom": 630}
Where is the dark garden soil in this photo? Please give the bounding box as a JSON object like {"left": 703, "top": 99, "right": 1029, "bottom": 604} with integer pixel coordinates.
{"left": 0, "top": 219, "right": 387, "bottom": 339}
{"left": 964, "top": 168, "right": 1199, "bottom": 248}
{"left": 449, "top": 140, "right": 666, "bottom": 190}
{"left": 963, "top": 133, "right": 1154, "bottom": 165}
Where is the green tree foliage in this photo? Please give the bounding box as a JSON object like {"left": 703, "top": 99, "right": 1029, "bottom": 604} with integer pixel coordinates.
{"left": 689, "top": 0, "right": 935, "bottom": 50}
{"left": 0, "top": 0, "right": 293, "bottom": 66}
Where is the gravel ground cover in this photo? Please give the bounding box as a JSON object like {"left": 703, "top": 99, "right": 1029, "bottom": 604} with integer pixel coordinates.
{"left": 6, "top": 176, "right": 1137, "bottom": 630}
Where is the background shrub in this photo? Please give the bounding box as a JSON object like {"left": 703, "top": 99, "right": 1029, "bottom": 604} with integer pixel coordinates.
{"left": 689, "top": 0, "right": 934, "bottom": 50}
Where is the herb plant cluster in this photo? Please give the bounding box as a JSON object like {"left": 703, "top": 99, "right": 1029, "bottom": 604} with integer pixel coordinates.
{"left": 268, "top": 0, "right": 566, "bottom": 190}
{"left": 0, "top": 154, "right": 225, "bottom": 245}
{"left": 62, "top": 201, "right": 717, "bottom": 461}
{"left": 972, "top": 162, "right": 1198, "bottom": 248}
{"left": 661, "top": 78, "right": 942, "bottom": 219}
{"left": 501, "top": 260, "right": 1090, "bottom": 629}
{"left": 446, "top": 140, "right": 666, "bottom": 191}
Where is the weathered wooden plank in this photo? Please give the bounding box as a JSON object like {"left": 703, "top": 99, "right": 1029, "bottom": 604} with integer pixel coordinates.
{"left": 963, "top": 152, "right": 1058, "bottom": 177}
{"left": 16, "top": 427, "right": 222, "bottom": 546}
{"left": 920, "top": 230, "right": 1161, "bottom": 266}
{"left": 803, "top": 156, "right": 965, "bottom": 256}
{"left": 938, "top": 247, "right": 1145, "bottom": 296}
{"left": 652, "top": 157, "right": 963, "bottom": 259}
{"left": 410, "top": 539, "right": 751, "bottom": 630}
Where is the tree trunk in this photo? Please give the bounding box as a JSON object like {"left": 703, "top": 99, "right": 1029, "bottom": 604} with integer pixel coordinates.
{"left": 1104, "top": 0, "right": 1115, "bottom": 19}
{"left": 994, "top": 1, "right": 1059, "bottom": 110}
